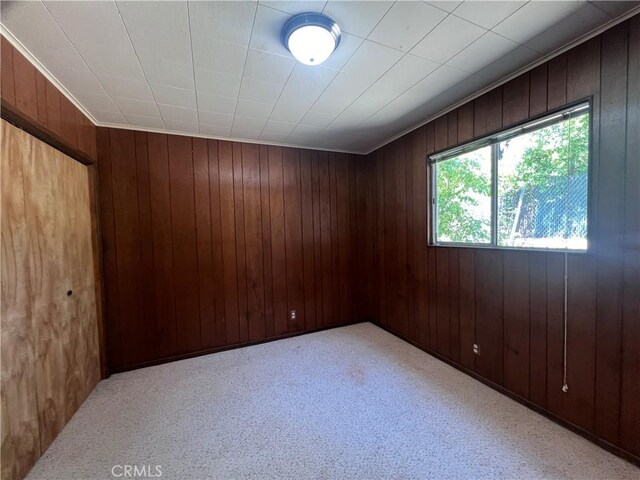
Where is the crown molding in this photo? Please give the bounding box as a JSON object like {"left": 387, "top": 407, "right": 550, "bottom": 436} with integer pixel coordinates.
{"left": 96, "top": 120, "right": 364, "bottom": 155}
{"left": 1, "top": 24, "right": 100, "bottom": 125}
{"left": 3, "top": 7, "right": 638, "bottom": 157}
{"left": 362, "top": 7, "right": 640, "bottom": 155}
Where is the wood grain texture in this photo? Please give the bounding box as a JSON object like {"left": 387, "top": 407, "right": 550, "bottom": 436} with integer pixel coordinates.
{"left": 356, "top": 17, "right": 640, "bottom": 461}
{"left": 98, "top": 129, "right": 363, "bottom": 371}
{"left": 23, "top": 126, "right": 100, "bottom": 451}
{"left": 594, "top": 22, "right": 628, "bottom": 445}
{"left": 1, "top": 121, "right": 40, "bottom": 480}
{"left": 1, "top": 120, "right": 100, "bottom": 480}
{"left": 0, "top": 36, "right": 96, "bottom": 162}
{"left": 620, "top": 13, "right": 640, "bottom": 457}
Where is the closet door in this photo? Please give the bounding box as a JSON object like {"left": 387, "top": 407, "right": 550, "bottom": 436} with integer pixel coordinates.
{"left": 1, "top": 119, "right": 100, "bottom": 480}
{"left": 21, "top": 123, "right": 101, "bottom": 451}
{"left": 1, "top": 120, "right": 40, "bottom": 480}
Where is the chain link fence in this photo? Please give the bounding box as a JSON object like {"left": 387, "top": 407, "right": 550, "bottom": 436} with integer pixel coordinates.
{"left": 499, "top": 173, "right": 588, "bottom": 247}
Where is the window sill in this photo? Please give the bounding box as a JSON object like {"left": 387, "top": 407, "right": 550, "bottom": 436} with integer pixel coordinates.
{"left": 428, "top": 242, "right": 589, "bottom": 255}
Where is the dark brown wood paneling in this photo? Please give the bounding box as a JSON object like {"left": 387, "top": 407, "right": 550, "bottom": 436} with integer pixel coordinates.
{"left": 147, "top": 133, "right": 177, "bottom": 359}
{"left": 108, "top": 130, "right": 143, "bottom": 367}
{"left": 1, "top": 36, "right": 16, "bottom": 105}
{"left": 310, "top": 151, "right": 323, "bottom": 328}
{"left": 394, "top": 140, "right": 409, "bottom": 337}
{"left": 93, "top": 16, "right": 639, "bottom": 464}
{"left": 44, "top": 82, "right": 62, "bottom": 139}
{"left": 242, "top": 143, "right": 266, "bottom": 342}
{"left": 474, "top": 87, "right": 502, "bottom": 136}
{"left": 283, "top": 148, "right": 304, "bottom": 332}
{"left": 435, "top": 248, "right": 450, "bottom": 357}
{"left": 233, "top": 143, "right": 249, "bottom": 344}
{"left": 474, "top": 250, "right": 504, "bottom": 384}
{"left": 329, "top": 154, "right": 340, "bottom": 327}
{"left": 503, "top": 73, "right": 530, "bottom": 126}
{"left": 193, "top": 138, "right": 216, "bottom": 348}
{"left": 353, "top": 17, "right": 640, "bottom": 462}
{"left": 529, "top": 64, "right": 548, "bottom": 116}
{"left": 620, "top": 14, "right": 640, "bottom": 459}
{"left": 425, "top": 124, "right": 437, "bottom": 351}
{"left": 0, "top": 36, "right": 97, "bottom": 162}
{"left": 547, "top": 54, "right": 568, "bottom": 109}
{"left": 457, "top": 103, "right": 474, "bottom": 143}
{"left": 336, "top": 153, "right": 353, "bottom": 328}
{"left": 411, "top": 127, "right": 428, "bottom": 347}
{"left": 458, "top": 249, "right": 475, "bottom": 370}
{"left": 168, "top": 135, "right": 201, "bottom": 353}
{"left": 219, "top": 141, "right": 241, "bottom": 344}
{"left": 546, "top": 254, "right": 566, "bottom": 418}
{"left": 566, "top": 254, "right": 597, "bottom": 430}
{"left": 403, "top": 139, "right": 415, "bottom": 339}
{"left": 208, "top": 140, "right": 227, "bottom": 346}
{"left": 99, "top": 129, "right": 363, "bottom": 371}
{"left": 34, "top": 72, "right": 47, "bottom": 125}
{"left": 594, "top": 22, "right": 628, "bottom": 445}
{"left": 382, "top": 146, "right": 397, "bottom": 332}
{"left": 134, "top": 132, "right": 157, "bottom": 357}
{"left": 502, "top": 251, "right": 530, "bottom": 399}
{"left": 300, "top": 150, "right": 317, "bottom": 331}
{"left": 319, "top": 151, "right": 334, "bottom": 328}
{"left": 528, "top": 252, "right": 547, "bottom": 408}
{"left": 12, "top": 50, "right": 38, "bottom": 122}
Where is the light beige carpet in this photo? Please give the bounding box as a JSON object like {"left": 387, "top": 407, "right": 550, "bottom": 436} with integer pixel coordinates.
{"left": 27, "top": 322, "right": 638, "bottom": 479}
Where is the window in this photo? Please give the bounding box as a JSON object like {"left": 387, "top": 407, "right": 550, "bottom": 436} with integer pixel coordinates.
{"left": 430, "top": 103, "right": 590, "bottom": 251}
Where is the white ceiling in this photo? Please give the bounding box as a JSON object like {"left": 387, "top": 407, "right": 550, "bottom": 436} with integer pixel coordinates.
{"left": 1, "top": 1, "right": 637, "bottom": 154}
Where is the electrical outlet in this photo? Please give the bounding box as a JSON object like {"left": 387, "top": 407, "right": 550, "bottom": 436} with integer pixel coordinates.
{"left": 473, "top": 343, "right": 480, "bottom": 355}
{"left": 289, "top": 310, "right": 296, "bottom": 321}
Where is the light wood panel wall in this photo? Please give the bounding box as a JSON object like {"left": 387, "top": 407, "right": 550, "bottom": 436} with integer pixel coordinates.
{"left": 1, "top": 120, "right": 40, "bottom": 480}
{"left": 1, "top": 120, "right": 101, "bottom": 480}
{"left": 355, "top": 16, "right": 640, "bottom": 462}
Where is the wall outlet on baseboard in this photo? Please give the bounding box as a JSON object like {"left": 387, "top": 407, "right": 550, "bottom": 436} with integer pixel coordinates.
{"left": 473, "top": 343, "right": 480, "bottom": 355}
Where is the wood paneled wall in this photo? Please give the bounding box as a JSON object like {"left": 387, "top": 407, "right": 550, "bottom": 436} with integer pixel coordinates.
{"left": 1, "top": 120, "right": 101, "bottom": 480}
{"left": 356, "top": 16, "right": 639, "bottom": 461}
{"left": 97, "top": 128, "right": 363, "bottom": 371}
{"left": 1, "top": 34, "right": 106, "bottom": 377}
{"left": 0, "top": 35, "right": 97, "bottom": 162}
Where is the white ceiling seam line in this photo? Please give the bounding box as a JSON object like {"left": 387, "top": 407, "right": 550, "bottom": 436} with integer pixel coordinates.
{"left": 348, "top": 1, "right": 545, "bottom": 133}
{"left": 2, "top": 4, "right": 638, "bottom": 155}
{"left": 229, "top": 3, "right": 259, "bottom": 135}
{"left": 322, "top": 5, "right": 455, "bottom": 132}
{"left": 451, "top": 0, "right": 530, "bottom": 32}
{"left": 350, "top": 31, "right": 514, "bottom": 133}
{"left": 280, "top": 0, "right": 397, "bottom": 140}
{"left": 0, "top": 24, "right": 100, "bottom": 124}
{"left": 40, "top": 1, "right": 130, "bottom": 128}
{"left": 114, "top": 0, "right": 167, "bottom": 130}
{"left": 256, "top": 61, "right": 296, "bottom": 140}
{"left": 365, "top": 5, "right": 640, "bottom": 155}
{"left": 186, "top": 2, "right": 200, "bottom": 132}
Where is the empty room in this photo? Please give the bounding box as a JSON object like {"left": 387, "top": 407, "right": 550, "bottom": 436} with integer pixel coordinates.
{"left": 1, "top": 1, "right": 639, "bottom": 479}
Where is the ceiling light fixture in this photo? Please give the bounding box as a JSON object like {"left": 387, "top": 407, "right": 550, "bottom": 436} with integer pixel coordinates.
{"left": 282, "top": 12, "right": 340, "bottom": 66}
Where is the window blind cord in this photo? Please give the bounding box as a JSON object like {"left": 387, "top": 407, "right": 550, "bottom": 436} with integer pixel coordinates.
{"left": 562, "top": 251, "right": 569, "bottom": 393}
{"left": 561, "top": 117, "right": 573, "bottom": 394}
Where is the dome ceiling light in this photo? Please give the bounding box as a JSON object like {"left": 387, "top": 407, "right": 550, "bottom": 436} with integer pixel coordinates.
{"left": 282, "top": 12, "right": 341, "bottom": 66}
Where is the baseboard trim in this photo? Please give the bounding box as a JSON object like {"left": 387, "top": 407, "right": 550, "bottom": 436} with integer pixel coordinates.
{"left": 108, "top": 319, "right": 369, "bottom": 375}
{"left": 374, "top": 322, "right": 640, "bottom": 469}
